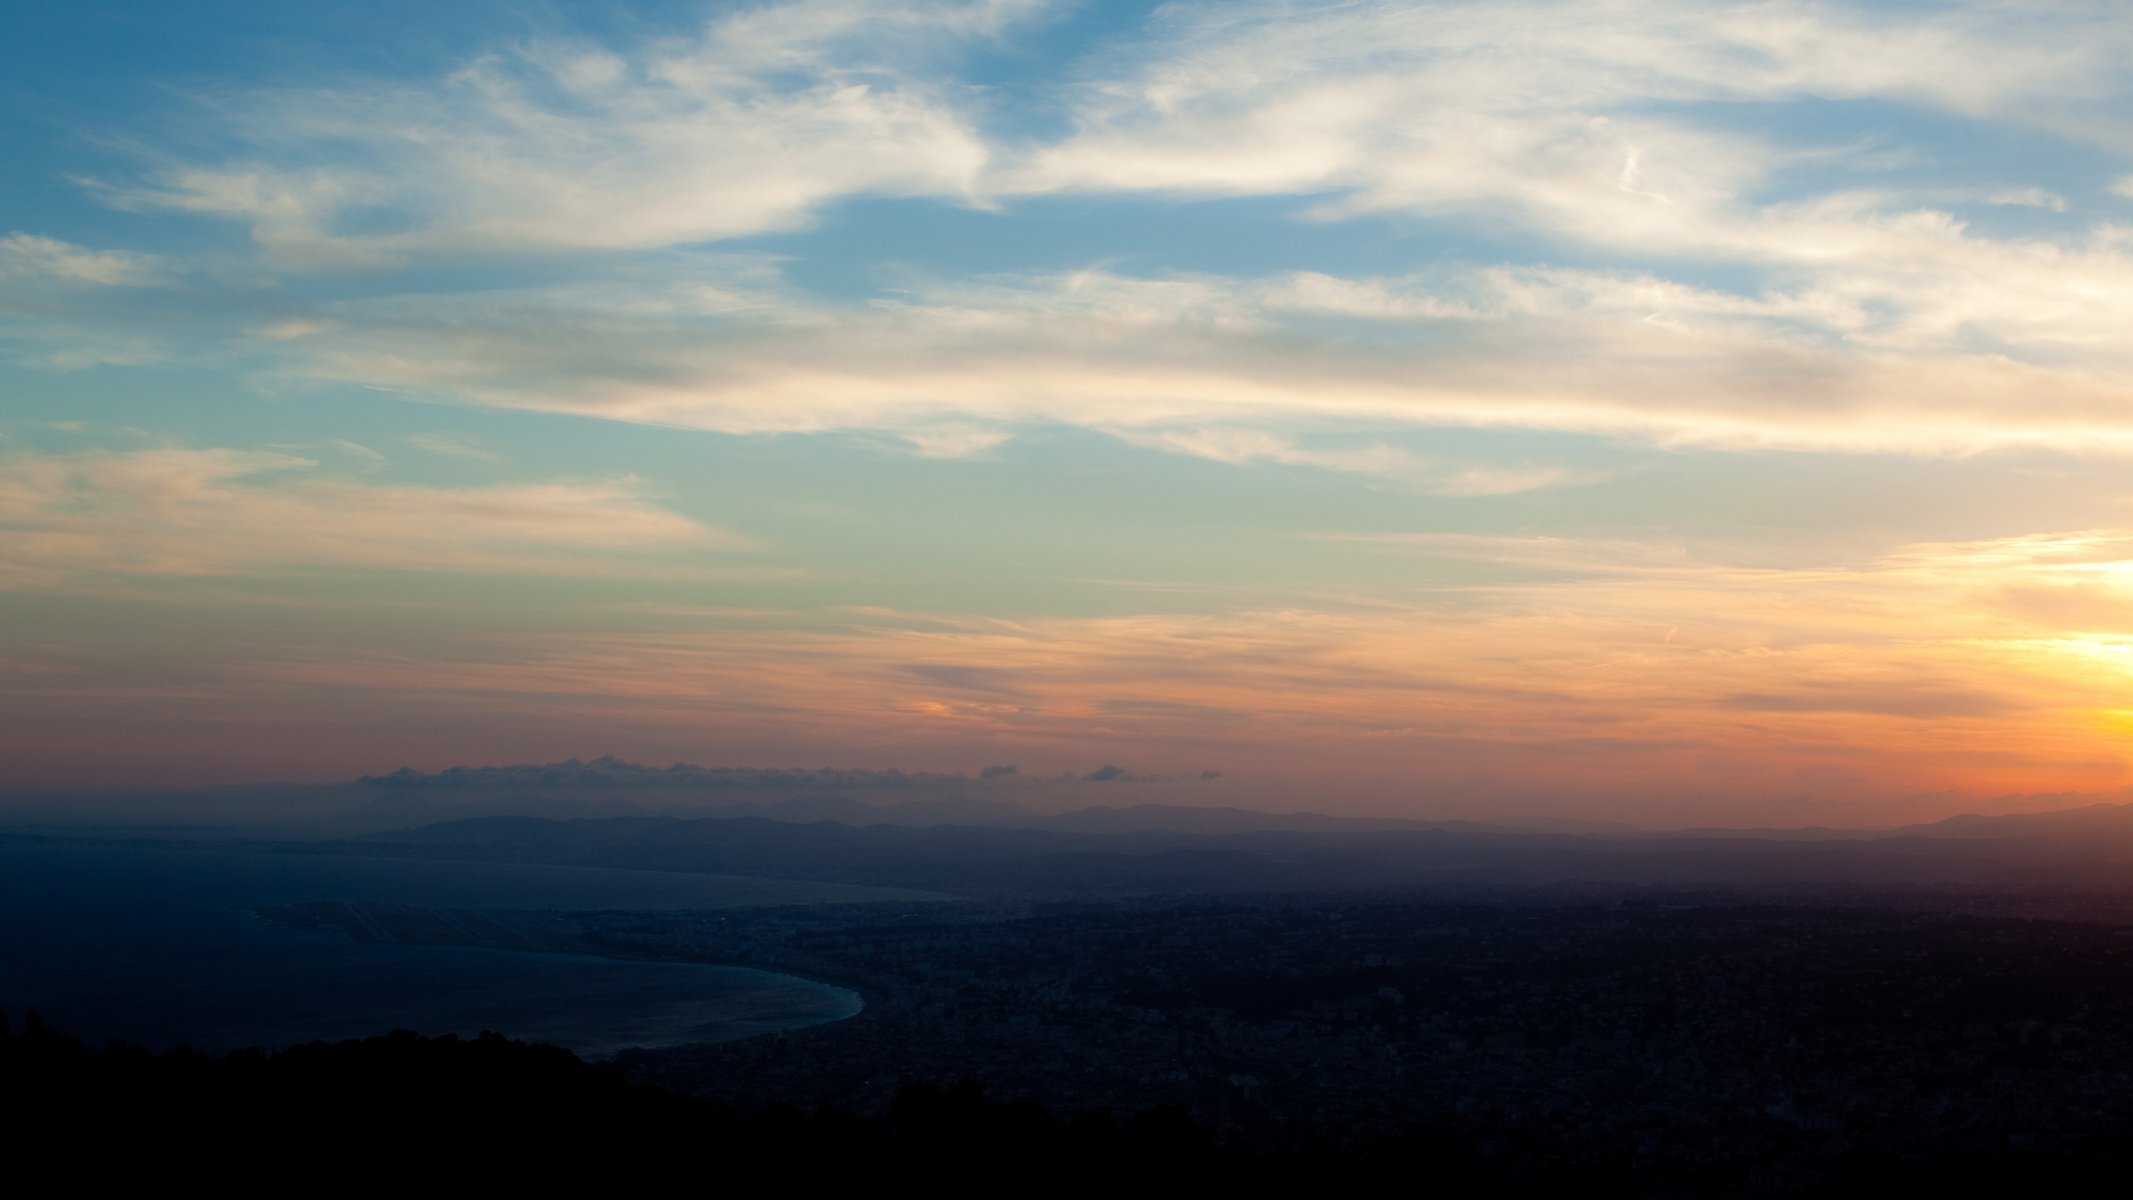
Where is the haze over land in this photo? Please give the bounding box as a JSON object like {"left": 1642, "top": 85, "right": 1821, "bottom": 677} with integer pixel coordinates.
{"left": 15, "top": 755, "right": 2133, "bottom": 897}
{"left": 9, "top": 752, "right": 2133, "bottom": 845}
{"left": 8, "top": 1, "right": 2133, "bottom": 827}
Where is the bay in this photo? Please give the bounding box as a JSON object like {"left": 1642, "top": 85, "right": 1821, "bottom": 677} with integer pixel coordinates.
{"left": 0, "top": 837, "right": 915, "bottom": 1058}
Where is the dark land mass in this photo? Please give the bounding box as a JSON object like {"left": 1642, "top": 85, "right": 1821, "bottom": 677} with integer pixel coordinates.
{"left": 27, "top": 786, "right": 2133, "bottom": 1190}
{"left": 62, "top": 886, "right": 2133, "bottom": 1193}
{"left": 0, "top": 1015, "right": 1282, "bottom": 1188}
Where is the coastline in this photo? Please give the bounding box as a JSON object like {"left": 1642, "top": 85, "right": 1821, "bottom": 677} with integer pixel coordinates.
{"left": 0, "top": 839, "right": 876, "bottom": 1060}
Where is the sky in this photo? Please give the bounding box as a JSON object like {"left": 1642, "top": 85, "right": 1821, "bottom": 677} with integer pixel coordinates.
{"left": 4, "top": 0, "right": 2133, "bottom": 826}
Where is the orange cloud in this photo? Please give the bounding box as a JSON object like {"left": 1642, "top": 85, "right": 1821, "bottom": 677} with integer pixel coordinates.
{"left": 63, "top": 526, "right": 2106, "bottom": 822}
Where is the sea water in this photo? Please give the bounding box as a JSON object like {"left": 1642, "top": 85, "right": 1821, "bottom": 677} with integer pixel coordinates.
{"left": 0, "top": 837, "right": 899, "bottom": 1058}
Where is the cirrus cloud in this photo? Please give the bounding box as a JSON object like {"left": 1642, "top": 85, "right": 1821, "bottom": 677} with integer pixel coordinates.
{"left": 0, "top": 446, "right": 752, "bottom": 588}
{"left": 245, "top": 257, "right": 2133, "bottom": 458}
{"left": 19, "top": 0, "right": 2133, "bottom": 465}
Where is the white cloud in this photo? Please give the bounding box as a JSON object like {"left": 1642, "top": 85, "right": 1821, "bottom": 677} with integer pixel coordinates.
{"left": 898, "top": 424, "right": 1014, "bottom": 458}
{"left": 405, "top": 432, "right": 503, "bottom": 462}
{"left": 33, "top": 1, "right": 2133, "bottom": 467}
{"left": 250, "top": 318, "right": 331, "bottom": 341}
{"left": 1124, "top": 428, "right": 1419, "bottom": 475}
{"left": 0, "top": 447, "right": 749, "bottom": 587}
{"left": 0, "top": 233, "right": 163, "bottom": 287}
{"left": 1987, "top": 187, "right": 2069, "bottom": 211}
{"left": 240, "top": 257, "right": 2133, "bottom": 459}
{"left": 108, "top": 1, "right": 2133, "bottom": 268}
{"left": 1009, "top": 1, "right": 2132, "bottom": 227}
{"left": 97, "top": 0, "right": 1047, "bottom": 264}
{"left": 1114, "top": 427, "right": 1581, "bottom": 494}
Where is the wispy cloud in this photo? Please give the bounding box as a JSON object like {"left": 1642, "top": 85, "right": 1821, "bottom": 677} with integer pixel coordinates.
{"left": 0, "top": 233, "right": 164, "bottom": 287}
{"left": 84, "top": 1, "right": 2133, "bottom": 267}
{"left": 405, "top": 432, "right": 503, "bottom": 462}
{"left": 1012, "top": 1, "right": 2130, "bottom": 220}
{"left": 123, "top": 525, "right": 2128, "bottom": 818}
{"left": 897, "top": 424, "right": 1014, "bottom": 458}
{"left": 1985, "top": 187, "right": 2069, "bottom": 211}
{"left": 0, "top": 447, "right": 749, "bottom": 587}
{"left": 93, "top": 0, "right": 1047, "bottom": 265}
{"left": 11, "top": 2, "right": 2128, "bottom": 464}
{"left": 10, "top": 512, "right": 2133, "bottom": 816}
{"left": 223, "top": 259, "right": 2133, "bottom": 459}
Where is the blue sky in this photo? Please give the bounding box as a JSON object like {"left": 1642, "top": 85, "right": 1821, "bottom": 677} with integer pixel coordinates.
{"left": 5, "top": 1, "right": 2133, "bottom": 824}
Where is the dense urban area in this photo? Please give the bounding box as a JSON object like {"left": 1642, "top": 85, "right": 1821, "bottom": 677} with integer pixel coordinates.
{"left": 259, "top": 886, "right": 2133, "bottom": 1189}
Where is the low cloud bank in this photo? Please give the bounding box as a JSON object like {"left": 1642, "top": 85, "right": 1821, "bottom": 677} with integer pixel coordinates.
{"left": 358, "top": 756, "right": 1218, "bottom": 790}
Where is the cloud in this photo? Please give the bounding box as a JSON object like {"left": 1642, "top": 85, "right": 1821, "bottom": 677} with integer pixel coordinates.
{"left": 405, "top": 432, "right": 503, "bottom": 462}
{"left": 173, "top": 523, "right": 2133, "bottom": 810}
{"left": 900, "top": 663, "right": 1024, "bottom": 694}
{"left": 228, "top": 253, "right": 2133, "bottom": 459}
{"left": 898, "top": 424, "right": 1013, "bottom": 458}
{"left": 1315, "top": 531, "right": 1697, "bottom": 573}
{"left": 347, "top": 754, "right": 1214, "bottom": 792}
{"left": 0, "top": 446, "right": 749, "bottom": 587}
{"left": 1121, "top": 428, "right": 1422, "bottom": 477}
{"left": 1720, "top": 690, "right": 2022, "bottom": 720}
{"left": 20, "top": 239, "right": 2133, "bottom": 465}
{"left": 21, "top": 2, "right": 2129, "bottom": 466}
{"left": 0, "top": 233, "right": 164, "bottom": 287}
{"left": 329, "top": 438, "right": 389, "bottom": 467}
{"left": 1009, "top": 2, "right": 2131, "bottom": 233}
{"left": 89, "top": 1, "right": 2133, "bottom": 270}
{"left": 95, "top": 0, "right": 1046, "bottom": 264}
{"left": 15, "top": 519, "right": 2133, "bottom": 816}
{"left": 0, "top": 233, "right": 186, "bottom": 369}
{"left": 360, "top": 756, "right": 982, "bottom": 791}
{"left": 1986, "top": 187, "right": 2068, "bottom": 212}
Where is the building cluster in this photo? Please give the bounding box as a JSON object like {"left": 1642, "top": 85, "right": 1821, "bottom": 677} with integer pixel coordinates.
{"left": 264, "top": 887, "right": 2133, "bottom": 1177}
{"left": 584, "top": 894, "right": 2133, "bottom": 1165}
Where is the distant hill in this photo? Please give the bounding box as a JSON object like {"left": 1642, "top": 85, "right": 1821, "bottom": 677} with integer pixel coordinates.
{"left": 1896, "top": 801, "right": 2133, "bottom": 840}
{"left": 12, "top": 755, "right": 2133, "bottom": 860}
{"left": 325, "top": 792, "right": 2133, "bottom": 896}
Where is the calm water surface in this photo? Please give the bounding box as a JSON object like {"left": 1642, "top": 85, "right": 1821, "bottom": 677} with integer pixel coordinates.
{"left": 0, "top": 838, "right": 899, "bottom": 1058}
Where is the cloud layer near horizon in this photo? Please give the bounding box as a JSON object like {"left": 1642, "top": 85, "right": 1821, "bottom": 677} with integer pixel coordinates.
{"left": 10, "top": 523, "right": 2132, "bottom": 822}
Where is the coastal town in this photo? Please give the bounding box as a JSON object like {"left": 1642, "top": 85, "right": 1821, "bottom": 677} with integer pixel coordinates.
{"left": 262, "top": 888, "right": 2133, "bottom": 1182}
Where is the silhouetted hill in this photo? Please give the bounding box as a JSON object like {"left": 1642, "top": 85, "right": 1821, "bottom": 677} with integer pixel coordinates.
{"left": 0, "top": 1014, "right": 1265, "bottom": 1186}
{"left": 17, "top": 755, "right": 2133, "bottom": 858}
{"left": 1897, "top": 801, "right": 2133, "bottom": 839}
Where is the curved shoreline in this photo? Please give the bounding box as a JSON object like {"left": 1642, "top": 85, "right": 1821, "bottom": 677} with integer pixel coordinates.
{"left": 287, "top": 932, "right": 874, "bottom": 1058}
{"left": 5, "top": 840, "right": 895, "bottom": 1061}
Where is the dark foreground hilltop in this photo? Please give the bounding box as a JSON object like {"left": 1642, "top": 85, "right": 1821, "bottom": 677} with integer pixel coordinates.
{"left": 238, "top": 889, "right": 2133, "bottom": 1194}
{"left": 5, "top": 1004, "right": 2127, "bottom": 1195}
{"left": 0, "top": 1015, "right": 1264, "bottom": 1187}
{"left": 28, "top": 788, "right": 2133, "bottom": 1192}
